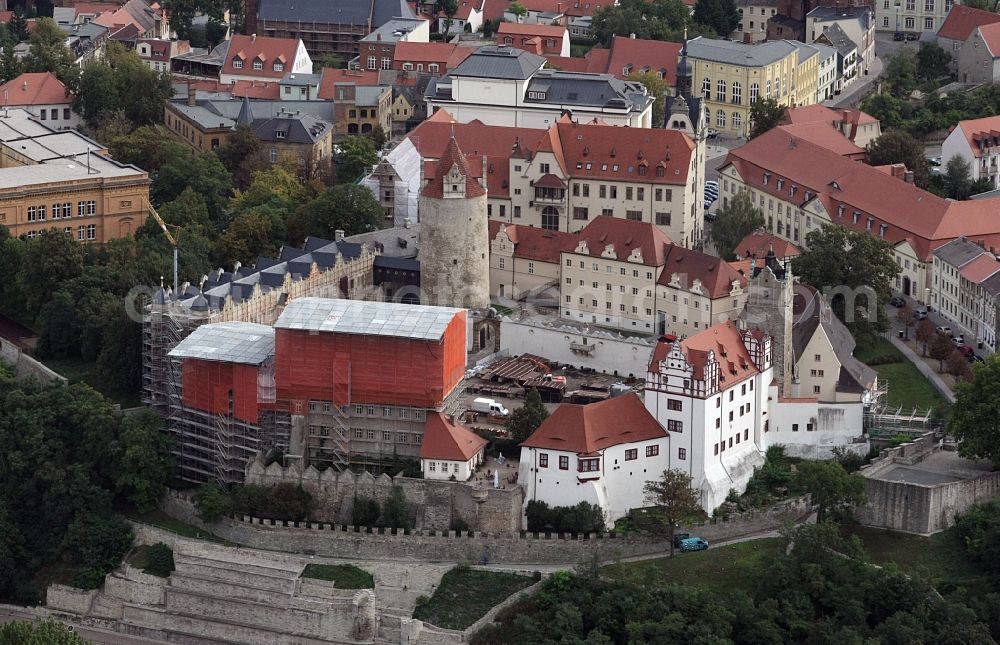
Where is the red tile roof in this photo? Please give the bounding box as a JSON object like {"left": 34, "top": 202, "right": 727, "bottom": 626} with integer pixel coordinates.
{"left": 488, "top": 220, "right": 577, "bottom": 262}
{"left": 521, "top": 393, "right": 665, "bottom": 453}
{"left": 605, "top": 36, "right": 681, "bottom": 85}
{"left": 452, "top": 0, "right": 484, "bottom": 20}
{"left": 543, "top": 55, "right": 592, "bottom": 72}
{"left": 188, "top": 78, "right": 281, "bottom": 99}
{"left": 498, "top": 22, "right": 568, "bottom": 38}
{"left": 420, "top": 412, "right": 487, "bottom": 461}
{"left": 650, "top": 320, "right": 761, "bottom": 384}
{"left": 223, "top": 34, "right": 300, "bottom": 79}
{"left": 657, "top": 244, "right": 748, "bottom": 298}
{"left": 953, "top": 115, "right": 1000, "bottom": 159}
{"left": 938, "top": 5, "right": 1000, "bottom": 41}
{"left": 0, "top": 72, "right": 73, "bottom": 106}
{"left": 552, "top": 118, "right": 695, "bottom": 185}
{"left": 774, "top": 123, "right": 865, "bottom": 158}
{"left": 318, "top": 68, "right": 380, "bottom": 99}
{"left": 734, "top": 231, "right": 801, "bottom": 260}
{"left": 958, "top": 253, "right": 1000, "bottom": 284}
{"left": 421, "top": 135, "right": 487, "bottom": 199}
{"left": 517, "top": 0, "right": 609, "bottom": 17}
{"left": 569, "top": 215, "right": 673, "bottom": 266}
{"left": 979, "top": 22, "right": 1000, "bottom": 56}
{"left": 722, "top": 127, "right": 1000, "bottom": 261}
{"left": 406, "top": 109, "right": 548, "bottom": 159}
{"left": 392, "top": 41, "right": 474, "bottom": 71}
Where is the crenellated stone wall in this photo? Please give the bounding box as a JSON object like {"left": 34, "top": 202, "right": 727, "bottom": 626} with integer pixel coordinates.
{"left": 244, "top": 459, "right": 523, "bottom": 534}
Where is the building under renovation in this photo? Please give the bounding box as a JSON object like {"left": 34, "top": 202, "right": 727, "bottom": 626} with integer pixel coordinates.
{"left": 165, "top": 298, "right": 469, "bottom": 483}
{"left": 142, "top": 236, "right": 379, "bottom": 483}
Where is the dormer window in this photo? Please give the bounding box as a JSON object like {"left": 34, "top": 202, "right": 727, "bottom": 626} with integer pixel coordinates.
{"left": 276, "top": 130, "right": 286, "bottom": 139}
{"left": 253, "top": 59, "right": 263, "bottom": 70}
{"left": 879, "top": 223, "right": 888, "bottom": 238}
{"left": 837, "top": 204, "right": 845, "bottom": 217}
{"left": 852, "top": 210, "right": 861, "bottom": 224}
{"left": 504, "top": 36, "right": 513, "bottom": 44}
{"left": 763, "top": 172, "right": 770, "bottom": 185}
{"left": 233, "top": 58, "right": 244, "bottom": 69}
{"left": 528, "top": 91, "right": 547, "bottom": 100}
{"left": 274, "top": 62, "right": 283, "bottom": 71}
{"left": 776, "top": 178, "right": 784, "bottom": 190}
{"left": 623, "top": 64, "right": 632, "bottom": 75}
{"left": 789, "top": 184, "right": 797, "bottom": 197}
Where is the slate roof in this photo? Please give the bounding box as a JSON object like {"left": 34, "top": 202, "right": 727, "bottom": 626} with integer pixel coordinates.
{"left": 685, "top": 36, "right": 798, "bottom": 66}
{"left": 818, "top": 23, "right": 858, "bottom": 56}
{"left": 448, "top": 45, "right": 546, "bottom": 80}
{"left": 934, "top": 236, "right": 987, "bottom": 268}
{"left": 792, "top": 286, "right": 875, "bottom": 394}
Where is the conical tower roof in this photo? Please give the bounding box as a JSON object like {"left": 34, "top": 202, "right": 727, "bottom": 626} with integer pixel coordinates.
{"left": 237, "top": 95, "right": 254, "bottom": 126}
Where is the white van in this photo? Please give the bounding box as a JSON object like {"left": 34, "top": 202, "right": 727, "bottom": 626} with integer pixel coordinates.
{"left": 471, "top": 397, "right": 509, "bottom": 417}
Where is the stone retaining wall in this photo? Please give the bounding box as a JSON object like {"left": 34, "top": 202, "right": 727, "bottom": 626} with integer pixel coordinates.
{"left": 45, "top": 585, "right": 97, "bottom": 615}
{"left": 0, "top": 337, "right": 66, "bottom": 384}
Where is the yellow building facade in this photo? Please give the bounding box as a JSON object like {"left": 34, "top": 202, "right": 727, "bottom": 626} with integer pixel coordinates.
{"left": 687, "top": 37, "right": 818, "bottom": 137}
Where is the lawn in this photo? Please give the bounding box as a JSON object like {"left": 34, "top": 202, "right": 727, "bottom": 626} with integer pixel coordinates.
{"left": 854, "top": 338, "right": 946, "bottom": 412}
{"left": 41, "top": 356, "right": 142, "bottom": 408}
{"left": 301, "top": 564, "right": 374, "bottom": 589}
{"left": 124, "top": 509, "right": 232, "bottom": 545}
{"left": 601, "top": 538, "right": 785, "bottom": 592}
{"left": 844, "top": 525, "right": 989, "bottom": 591}
{"left": 412, "top": 567, "right": 534, "bottom": 630}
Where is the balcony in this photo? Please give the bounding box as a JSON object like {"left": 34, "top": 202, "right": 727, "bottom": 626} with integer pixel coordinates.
{"left": 570, "top": 341, "right": 594, "bottom": 355}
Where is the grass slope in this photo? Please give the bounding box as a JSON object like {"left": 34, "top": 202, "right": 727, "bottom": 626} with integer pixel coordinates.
{"left": 413, "top": 567, "right": 534, "bottom": 630}
{"left": 301, "top": 564, "right": 374, "bottom": 589}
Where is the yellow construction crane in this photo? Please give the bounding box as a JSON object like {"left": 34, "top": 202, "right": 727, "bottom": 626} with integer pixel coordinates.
{"left": 148, "top": 204, "right": 179, "bottom": 295}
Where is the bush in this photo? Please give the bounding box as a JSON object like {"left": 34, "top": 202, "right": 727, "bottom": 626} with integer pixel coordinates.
{"left": 352, "top": 496, "right": 381, "bottom": 528}
{"left": 231, "top": 483, "right": 313, "bottom": 521}
{"left": 526, "top": 501, "right": 604, "bottom": 534}
{"left": 451, "top": 517, "right": 470, "bottom": 532}
{"left": 63, "top": 514, "right": 134, "bottom": 588}
{"left": 143, "top": 543, "right": 175, "bottom": 577}
{"left": 193, "top": 482, "right": 230, "bottom": 523}
{"left": 381, "top": 485, "right": 412, "bottom": 530}
{"left": 954, "top": 501, "right": 1000, "bottom": 576}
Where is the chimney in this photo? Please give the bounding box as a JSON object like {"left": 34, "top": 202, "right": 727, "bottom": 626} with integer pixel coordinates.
{"left": 904, "top": 170, "right": 914, "bottom": 183}
{"left": 186, "top": 80, "right": 196, "bottom": 106}
{"left": 629, "top": 33, "right": 636, "bottom": 39}
{"left": 335, "top": 229, "right": 345, "bottom": 241}
{"left": 251, "top": 33, "right": 257, "bottom": 42}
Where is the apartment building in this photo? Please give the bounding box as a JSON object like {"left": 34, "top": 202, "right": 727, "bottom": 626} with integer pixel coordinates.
{"left": 496, "top": 22, "right": 570, "bottom": 57}
{"left": 734, "top": 0, "right": 780, "bottom": 44}
{"left": 0, "top": 109, "right": 150, "bottom": 243}
{"left": 932, "top": 237, "right": 1000, "bottom": 353}
{"left": 783, "top": 103, "right": 882, "bottom": 149}
{"left": 0, "top": 72, "right": 80, "bottom": 130}
{"left": 958, "top": 22, "right": 1000, "bottom": 85}
{"left": 687, "top": 37, "right": 818, "bottom": 138}
{"left": 937, "top": 5, "right": 1000, "bottom": 70}
{"left": 806, "top": 5, "right": 875, "bottom": 73}
{"left": 391, "top": 42, "right": 474, "bottom": 74}
{"left": 425, "top": 46, "right": 655, "bottom": 129}
{"left": 219, "top": 34, "right": 312, "bottom": 84}
{"left": 136, "top": 38, "right": 190, "bottom": 73}
{"left": 942, "top": 116, "right": 1000, "bottom": 191}
{"left": 328, "top": 83, "right": 392, "bottom": 137}
{"left": 875, "top": 0, "right": 954, "bottom": 33}
{"left": 355, "top": 18, "right": 429, "bottom": 72}
{"left": 718, "top": 126, "right": 1000, "bottom": 302}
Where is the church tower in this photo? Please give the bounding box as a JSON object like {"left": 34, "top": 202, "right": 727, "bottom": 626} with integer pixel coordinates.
{"left": 742, "top": 249, "right": 795, "bottom": 395}
{"left": 418, "top": 134, "right": 490, "bottom": 309}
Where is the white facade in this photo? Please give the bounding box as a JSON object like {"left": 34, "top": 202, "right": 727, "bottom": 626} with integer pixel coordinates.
{"left": 812, "top": 44, "right": 839, "bottom": 101}
{"left": 519, "top": 436, "right": 669, "bottom": 524}
{"left": 876, "top": 0, "right": 955, "bottom": 33}
{"left": 421, "top": 452, "right": 483, "bottom": 481}
{"left": 220, "top": 40, "right": 312, "bottom": 84}
{"left": 16, "top": 103, "right": 81, "bottom": 129}
{"left": 942, "top": 120, "right": 1000, "bottom": 191}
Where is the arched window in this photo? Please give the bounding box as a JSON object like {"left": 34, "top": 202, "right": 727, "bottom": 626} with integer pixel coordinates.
{"left": 732, "top": 112, "right": 742, "bottom": 131}
{"left": 732, "top": 81, "right": 742, "bottom": 105}
{"left": 716, "top": 79, "right": 726, "bottom": 102}
{"left": 750, "top": 83, "right": 759, "bottom": 104}
{"left": 765, "top": 79, "right": 771, "bottom": 99}
{"left": 716, "top": 110, "right": 726, "bottom": 127}
{"left": 541, "top": 206, "right": 559, "bottom": 231}
{"left": 775, "top": 77, "right": 781, "bottom": 97}
{"left": 702, "top": 77, "right": 711, "bottom": 99}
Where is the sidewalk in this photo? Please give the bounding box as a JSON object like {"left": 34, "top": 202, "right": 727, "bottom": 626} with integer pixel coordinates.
{"left": 825, "top": 55, "right": 884, "bottom": 108}
{"left": 888, "top": 333, "right": 956, "bottom": 403}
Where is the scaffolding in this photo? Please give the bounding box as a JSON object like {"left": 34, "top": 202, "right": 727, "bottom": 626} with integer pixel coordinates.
{"left": 863, "top": 378, "right": 940, "bottom": 438}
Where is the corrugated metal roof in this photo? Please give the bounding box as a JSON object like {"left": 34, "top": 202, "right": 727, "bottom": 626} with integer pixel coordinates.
{"left": 275, "top": 297, "right": 462, "bottom": 340}
{"left": 168, "top": 321, "right": 275, "bottom": 364}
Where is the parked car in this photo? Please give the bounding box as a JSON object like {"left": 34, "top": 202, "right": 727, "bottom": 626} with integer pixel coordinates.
{"left": 889, "top": 296, "right": 905, "bottom": 307}
{"left": 704, "top": 186, "right": 719, "bottom": 197}
{"left": 905, "top": 32, "right": 918, "bottom": 41}
{"left": 705, "top": 180, "right": 719, "bottom": 190}
{"left": 936, "top": 325, "right": 952, "bottom": 336}
{"left": 952, "top": 335, "right": 966, "bottom": 347}
{"left": 470, "top": 397, "right": 509, "bottom": 417}
{"left": 706, "top": 129, "right": 719, "bottom": 139}
{"left": 927, "top": 156, "right": 942, "bottom": 167}
{"left": 672, "top": 532, "right": 691, "bottom": 548}
{"left": 959, "top": 345, "right": 975, "bottom": 359}
{"left": 704, "top": 211, "right": 717, "bottom": 222}
{"left": 915, "top": 307, "right": 928, "bottom": 320}
{"left": 679, "top": 537, "right": 709, "bottom": 552}
{"left": 972, "top": 353, "right": 986, "bottom": 363}
{"left": 893, "top": 31, "right": 905, "bottom": 41}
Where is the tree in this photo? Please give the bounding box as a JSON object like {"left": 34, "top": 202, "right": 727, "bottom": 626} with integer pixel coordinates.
{"left": 75, "top": 43, "right": 173, "bottom": 128}
{"left": 795, "top": 460, "right": 866, "bottom": 523}
{"left": 368, "top": 124, "right": 387, "bottom": 151}
{"left": 916, "top": 317, "right": 935, "bottom": 356}
{"left": 508, "top": 1, "right": 527, "bottom": 21}
{"left": 0, "top": 619, "right": 88, "bottom": 644}
{"left": 642, "top": 469, "right": 703, "bottom": 557}
{"left": 18, "top": 229, "right": 84, "bottom": 317}
{"left": 627, "top": 71, "right": 667, "bottom": 127}
{"left": 312, "top": 52, "right": 343, "bottom": 73}
{"left": 748, "top": 98, "right": 786, "bottom": 139}
{"left": 917, "top": 42, "right": 951, "bottom": 81}
{"left": 896, "top": 303, "right": 916, "bottom": 340}
{"left": 215, "top": 124, "right": 267, "bottom": 190}
{"left": 867, "top": 130, "right": 931, "bottom": 188}
{"left": 214, "top": 212, "right": 277, "bottom": 267}
{"left": 944, "top": 154, "right": 974, "bottom": 200}
{"left": 352, "top": 496, "right": 381, "bottom": 528}
{"left": 113, "top": 412, "right": 172, "bottom": 513}
{"left": 0, "top": 43, "right": 21, "bottom": 83}
{"left": 153, "top": 150, "right": 233, "bottom": 227}
{"left": 693, "top": 0, "right": 739, "bottom": 38}
{"left": 63, "top": 514, "right": 134, "bottom": 589}
{"left": 193, "top": 482, "right": 230, "bottom": 522}
{"left": 707, "top": 190, "right": 764, "bottom": 260}
{"left": 35, "top": 290, "right": 79, "bottom": 359}
{"left": 381, "top": 485, "right": 412, "bottom": 530}
{"left": 884, "top": 47, "right": 917, "bottom": 97}
{"left": 592, "top": 0, "right": 692, "bottom": 47}
{"left": 438, "top": 0, "right": 459, "bottom": 35}
{"left": 950, "top": 355, "right": 1000, "bottom": 466}
{"left": 929, "top": 332, "right": 954, "bottom": 372}
{"left": 22, "top": 18, "right": 78, "bottom": 89}
{"left": 507, "top": 388, "right": 549, "bottom": 443}
{"left": 143, "top": 543, "right": 175, "bottom": 577}
{"left": 336, "top": 135, "right": 378, "bottom": 183}
{"left": 7, "top": 13, "right": 28, "bottom": 43}
{"left": 792, "top": 224, "right": 900, "bottom": 339}
{"left": 288, "top": 184, "right": 382, "bottom": 243}
{"left": 946, "top": 350, "right": 972, "bottom": 381}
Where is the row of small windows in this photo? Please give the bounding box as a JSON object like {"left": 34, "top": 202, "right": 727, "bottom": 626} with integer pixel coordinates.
{"left": 352, "top": 428, "right": 422, "bottom": 443}
{"left": 232, "top": 57, "right": 283, "bottom": 72}
{"left": 26, "top": 201, "right": 96, "bottom": 222}
{"left": 703, "top": 79, "right": 762, "bottom": 104}
{"left": 23, "top": 224, "right": 96, "bottom": 241}
{"left": 565, "top": 259, "right": 655, "bottom": 280}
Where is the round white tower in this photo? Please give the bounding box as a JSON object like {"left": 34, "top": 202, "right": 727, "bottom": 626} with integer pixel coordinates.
{"left": 418, "top": 134, "right": 490, "bottom": 309}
